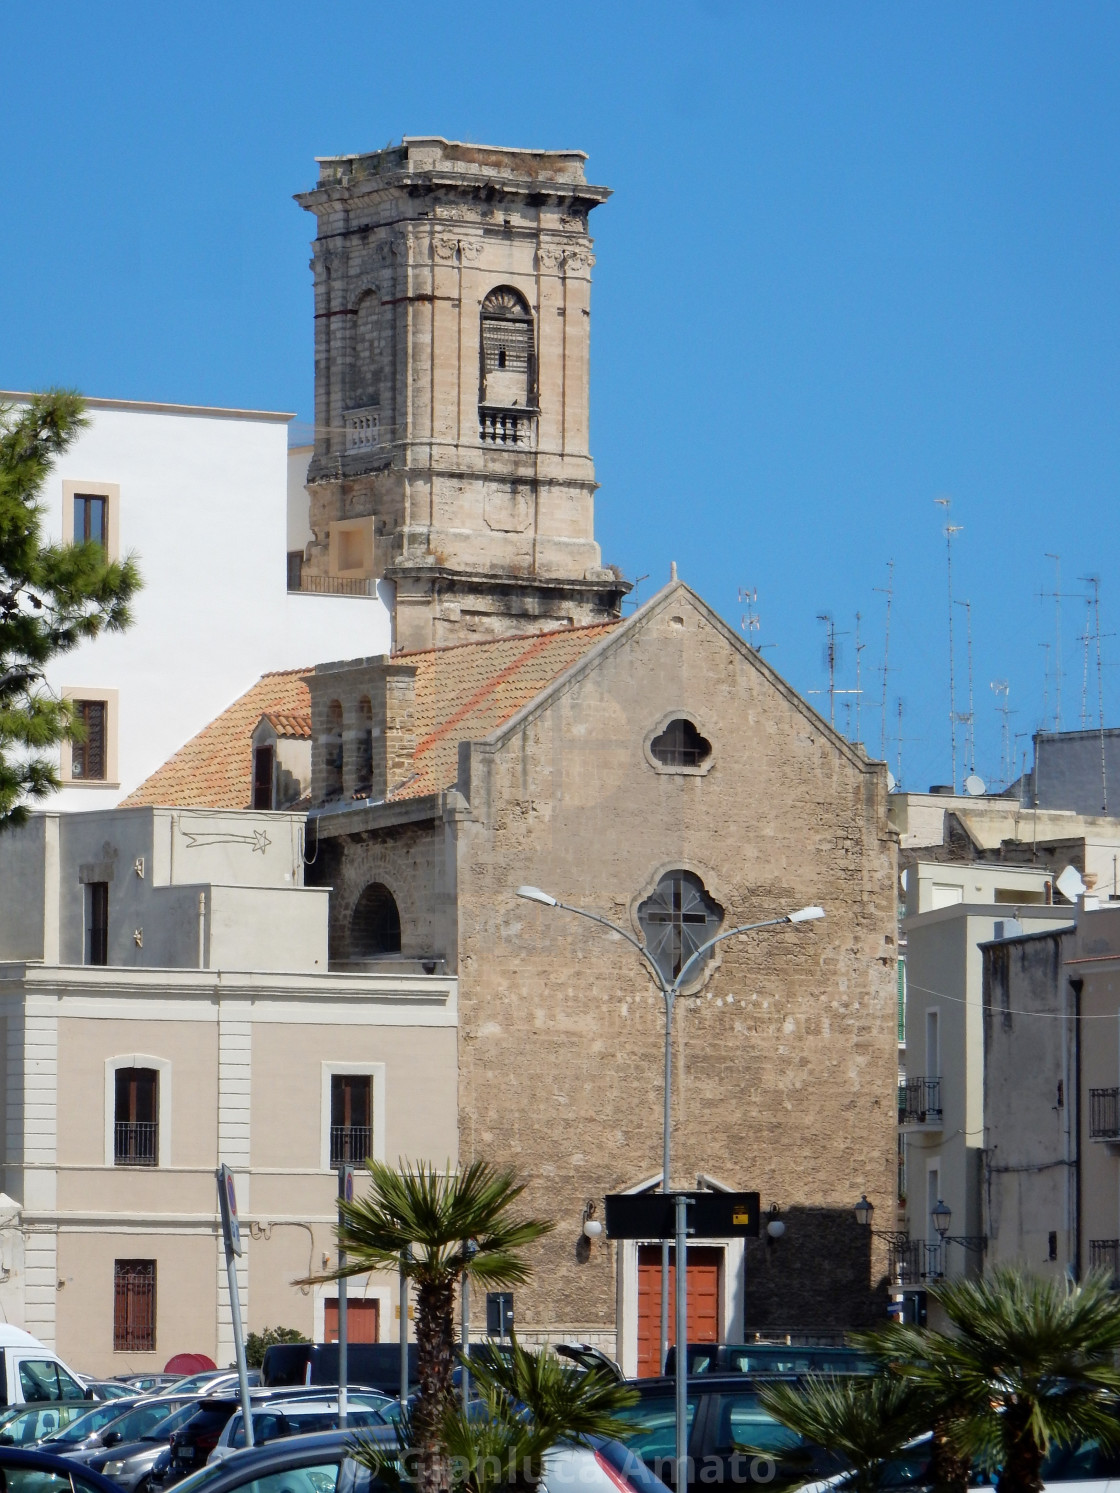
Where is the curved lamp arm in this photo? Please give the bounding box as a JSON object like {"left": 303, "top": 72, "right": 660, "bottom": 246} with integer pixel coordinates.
{"left": 517, "top": 886, "right": 668, "bottom": 992}
{"left": 673, "top": 915, "right": 802, "bottom": 993}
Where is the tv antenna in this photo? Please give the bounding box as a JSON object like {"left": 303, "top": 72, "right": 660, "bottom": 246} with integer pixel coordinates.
{"left": 1039, "top": 641, "right": 1051, "bottom": 732}
{"left": 810, "top": 613, "right": 858, "bottom": 729}
{"left": 954, "top": 599, "right": 976, "bottom": 775}
{"left": 1079, "top": 575, "right": 1108, "bottom": 813}
{"left": 935, "top": 498, "right": 963, "bottom": 788}
{"left": 874, "top": 560, "right": 894, "bottom": 763}
{"left": 738, "top": 586, "right": 761, "bottom": 651}
{"left": 1038, "top": 554, "right": 1081, "bottom": 731}
{"left": 854, "top": 610, "right": 866, "bottom": 745}
{"left": 991, "top": 680, "right": 1016, "bottom": 792}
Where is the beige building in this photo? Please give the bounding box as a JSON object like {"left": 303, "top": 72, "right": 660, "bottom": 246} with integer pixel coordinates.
{"left": 0, "top": 806, "right": 456, "bottom": 1373}
{"left": 294, "top": 137, "right": 629, "bottom": 651}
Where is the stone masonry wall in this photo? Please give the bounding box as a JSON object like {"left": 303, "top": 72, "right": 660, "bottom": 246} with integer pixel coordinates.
{"left": 453, "top": 588, "right": 898, "bottom": 1340}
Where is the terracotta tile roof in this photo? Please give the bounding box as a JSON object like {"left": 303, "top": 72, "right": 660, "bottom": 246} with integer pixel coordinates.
{"left": 121, "top": 669, "right": 311, "bottom": 809}
{"left": 261, "top": 709, "right": 312, "bottom": 740}
{"left": 123, "top": 621, "right": 620, "bottom": 811}
{"left": 391, "top": 622, "right": 619, "bottom": 799}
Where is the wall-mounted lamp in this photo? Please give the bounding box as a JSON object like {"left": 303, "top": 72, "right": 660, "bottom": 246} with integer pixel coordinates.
{"left": 765, "top": 1203, "right": 785, "bottom": 1241}
{"left": 581, "top": 1201, "right": 603, "bottom": 1240}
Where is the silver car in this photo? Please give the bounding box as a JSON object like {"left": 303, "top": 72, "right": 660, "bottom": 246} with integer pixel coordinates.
{"left": 207, "top": 1396, "right": 393, "bottom": 1465}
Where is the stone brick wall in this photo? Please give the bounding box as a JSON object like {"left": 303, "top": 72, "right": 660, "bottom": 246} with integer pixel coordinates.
{"left": 452, "top": 587, "right": 898, "bottom": 1341}
{"left": 306, "top": 657, "right": 418, "bottom": 806}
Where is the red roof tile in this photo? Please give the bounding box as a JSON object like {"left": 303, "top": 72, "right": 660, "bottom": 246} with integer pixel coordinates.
{"left": 122, "top": 670, "right": 310, "bottom": 809}
{"left": 124, "top": 622, "right": 620, "bottom": 810}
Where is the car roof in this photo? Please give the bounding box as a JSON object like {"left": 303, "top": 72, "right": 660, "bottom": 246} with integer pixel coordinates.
{"left": 630, "top": 1372, "right": 801, "bottom": 1391}
{"left": 177, "top": 1427, "right": 389, "bottom": 1491}
{"left": 0, "top": 1443, "right": 122, "bottom": 1490}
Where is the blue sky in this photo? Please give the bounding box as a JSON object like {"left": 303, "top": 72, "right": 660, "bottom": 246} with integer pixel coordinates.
{"left": 4, "top": 1, "right": 1119, "bottom": 794}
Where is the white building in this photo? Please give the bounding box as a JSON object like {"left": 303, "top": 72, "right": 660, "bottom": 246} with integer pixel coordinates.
{"left": 1, "top": 393, "right": 392, "bottom": 810}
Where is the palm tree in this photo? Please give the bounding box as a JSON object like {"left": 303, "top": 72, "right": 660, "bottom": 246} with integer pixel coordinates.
{"left": 310, "top": 1160, "right": 552, "bottom": 1493}
{"left": 878, "top": 1267, "right": 1120, "bottom": 1493}
{"left": 758, "top": 1373, "right": 927, "bottom": 1493}
{"left": 429, "top": 1337, "right": 641, "bottom": 1493}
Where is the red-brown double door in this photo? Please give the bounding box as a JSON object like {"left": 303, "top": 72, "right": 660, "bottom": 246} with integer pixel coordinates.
{"left": 324, "top": 1298, "right": 380, "bottom": 1343}
{"left": 636, "top": 1245, "right": 721, "bottom": 1377}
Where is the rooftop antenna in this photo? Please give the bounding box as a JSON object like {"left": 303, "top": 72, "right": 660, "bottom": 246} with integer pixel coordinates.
{"left": 739, "top": 586, "right": 760, "bottom": 651}
{"left": 991, "top": 680, "right": 1015, "bottom": 792}
{"left": 854, "top": 610, "right": 865, "bottom": 745}
{"left": 1039, "top": 554, "right": 1066, "bottom": 730}
{"left": 896, "top": 697, "right": 904, "bottom": 790}
{"left": 1039, "top": 641, "right": 1051, "bottom": 732}
{"left": 875, "top": 559, "right": 895, "bottom": 763}
{"left": 1080, "top": 575, "right": 1108, "bottom": 812}
{"left": 954, "top": 599, "right": 976, "bottom": 774}
{"left": 1080, "top": 596, "right": 1092, "bottom": 728}
{"left": 816, "top": 613, "right": 839, "bottom": 725}
{"left": 935, "top": 498, "right": 963, "bottom": 788}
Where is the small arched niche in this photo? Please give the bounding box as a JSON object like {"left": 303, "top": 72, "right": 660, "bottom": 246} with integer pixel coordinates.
{"left": 350, "top": 881, "right": 402, "bottom": 957}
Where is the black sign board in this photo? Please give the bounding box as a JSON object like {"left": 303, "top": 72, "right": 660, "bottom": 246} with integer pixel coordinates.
{"left": 604, "top": 1191, "right": 760, "bottom": 1240}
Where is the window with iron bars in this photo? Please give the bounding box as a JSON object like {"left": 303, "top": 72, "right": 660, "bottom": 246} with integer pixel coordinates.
{"left": 1090, "top": 1239, "right": 1120, "bottom": 1285}
{"left": 114, "top": 1260, "right": 156, "bottom": 1352}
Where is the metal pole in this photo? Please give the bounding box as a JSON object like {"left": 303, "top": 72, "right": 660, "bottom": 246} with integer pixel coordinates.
{"left": 337, "top": 1257, "right": 348, "bottom": 1430}
{"left": 399, "top": 1247, "right": 410, "bottom": 1405}
{"left": 460, "top": 1259, "right": 470, "bottom": 1408}
{"left": 224, "top": 1246, "right": 254, "bottom": 1448}
{"left": 660, "top": 989, "right": 674, "bottom": 1374}
{"left": 675, "top": 1194, "right": 689, "bottom": 1493}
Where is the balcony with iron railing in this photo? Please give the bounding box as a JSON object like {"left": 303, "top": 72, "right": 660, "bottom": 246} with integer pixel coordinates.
{"left": 114, "top": 1121, "right": 158, "bottom": 1167}
{"left": 1090, "top": 1239, "right": 1120, "bottom": 1285}
{"left": 1090, "top": 1088, "right": 1120, "bottom": 1141}
{"left": 330, "top": 1125, "right": 372, "bottom": 1169}
{"left": 898, "top": 1076, "right": 942, "bottom": 1129}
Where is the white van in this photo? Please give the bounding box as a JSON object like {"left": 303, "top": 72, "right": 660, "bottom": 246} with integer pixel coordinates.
{"left": 0, "top": 1324, "right": 90, "bottom": 1407}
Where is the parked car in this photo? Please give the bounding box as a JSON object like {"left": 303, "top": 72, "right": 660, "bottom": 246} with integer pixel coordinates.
{"left": 163, "top": 1427, "right": 673, "bottom": 1493}
{"left": 84, "top": 1384, "right": 138, "bottom": 1402}
{"left": 206, "top": 1395, "right": 392, "bottom": 1464}
{"left": 0, "top": 1325, "right": 92, "bottom": 1410}
{"left": 161, "top": 1374, "right": 260, "bottom": 1401}
{"left": 38, "top": 1399, "right": 143, "bottom": 1454}
{"left": 63, "top": 1397, "right": 201, "bottom": 1463}
{"left": 83, "top": 1401, "right": 209, "bottom": 1491}
{"left": 663, "top": 1345, "right": 876, "bottom": 1378}
{"left": 0, "top": 1442, "right": 129, "bottom": 1493}
{"left": 0, "top": 1402, "right": 94, "bottom": 1447}
{"left": 611, "top": 1373, "right": 843, "bottom": 1493}
{"left": 115, "top": 1378, "right": 182, "bottom": 1395}
{"left": 260, "top": 1343, "right": 416, "bottom": 1398}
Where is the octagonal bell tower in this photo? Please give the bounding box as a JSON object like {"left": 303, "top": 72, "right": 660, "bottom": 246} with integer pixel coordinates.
{"left": 295, "top": 136, "right": 629, "bottom": 652}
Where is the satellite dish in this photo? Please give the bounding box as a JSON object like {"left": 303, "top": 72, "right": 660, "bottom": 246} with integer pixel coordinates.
{"left": 1056, "top": 865, "right": 1087, "bottom": 904}
{"left": 964, "top": 774, "right": 986, "bottom": 797}
{"left": 886, "top": 771, "right": 897, "bottom": 792}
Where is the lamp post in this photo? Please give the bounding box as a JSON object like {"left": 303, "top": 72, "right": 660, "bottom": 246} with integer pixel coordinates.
{"left": 517, "top": 884, "right": 824, "bottom": 1372}
{"left": 928, "top": 1197, "right": 986, "bottom": 1278}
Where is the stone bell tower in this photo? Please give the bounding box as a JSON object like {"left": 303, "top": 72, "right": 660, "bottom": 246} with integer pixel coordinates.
{"left": 295, "top": 136, "right": 630, "bottom": 652}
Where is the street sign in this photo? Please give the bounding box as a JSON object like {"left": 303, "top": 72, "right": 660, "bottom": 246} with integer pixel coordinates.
{"left": 217, "top": 1164, "right": 242, "bottom": 1257}
{"left": 338, "top": 1164, "right": 354, "bottom": 1203}
{"left": 605, "top": 1191, "right": 760, "bottom": 1240}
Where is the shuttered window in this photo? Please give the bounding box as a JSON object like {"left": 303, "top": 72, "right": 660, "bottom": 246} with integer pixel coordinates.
{"left": 72, "top": 701, "right": 107, "bottom": 781}
{"left": 114, "top": 1260, "right": 156, "bottom": 1352}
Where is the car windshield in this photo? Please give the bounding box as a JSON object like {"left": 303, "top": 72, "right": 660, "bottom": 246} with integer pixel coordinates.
{"left": 43, "top": 1400, "right": 135, "bottom": 1443}
{"left": 175, "top": 1458, "right": 345, "bottom": 1493}
{"left": 229, "top": 1409, "right": 386, "bottom": 1448}
{"left": 96, "top": 1400, "right": 180, "bottom": 1444}
{"left": 611, "top": 1393, "right": 697, "bottom": 1461}
{"left": 142, "top": 1403, "right": 201, "bottom": 1441}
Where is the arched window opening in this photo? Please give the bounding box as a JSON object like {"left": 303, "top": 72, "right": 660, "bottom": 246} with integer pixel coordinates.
{"left": 650, "top": 718, "right": 712, "bottom": 769}
{"left": 637, "top": 871, "right": 723, "bottom": 985}
{"left": 324, "top": 701, "right": 344, "bottom": 801}
{"left": 350, "top": 882, "right": 402, "bottom": 957}
{"left": 479, "top": 287, "right": 535, "bottom": 435}
{"left": 355, "top": 697, "right": 374, "bottom": 796}
{"left": 351, "top": 290, "right": 381, "bottom": 409}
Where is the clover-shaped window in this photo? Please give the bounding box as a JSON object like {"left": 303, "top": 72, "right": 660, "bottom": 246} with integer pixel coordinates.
{"left": 649, "top": 718, "right": 712, "bottom": 769}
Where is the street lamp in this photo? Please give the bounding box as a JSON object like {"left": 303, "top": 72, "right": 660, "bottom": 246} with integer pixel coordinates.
{"left": 516, "top": 884, "right": 824, "bottom": 1370}
{"left": 854, "top": 1194, "right": 874, "bottom": 1229}
{"left": 931, "top": 1199, "right": 952, "bottom": 1238}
